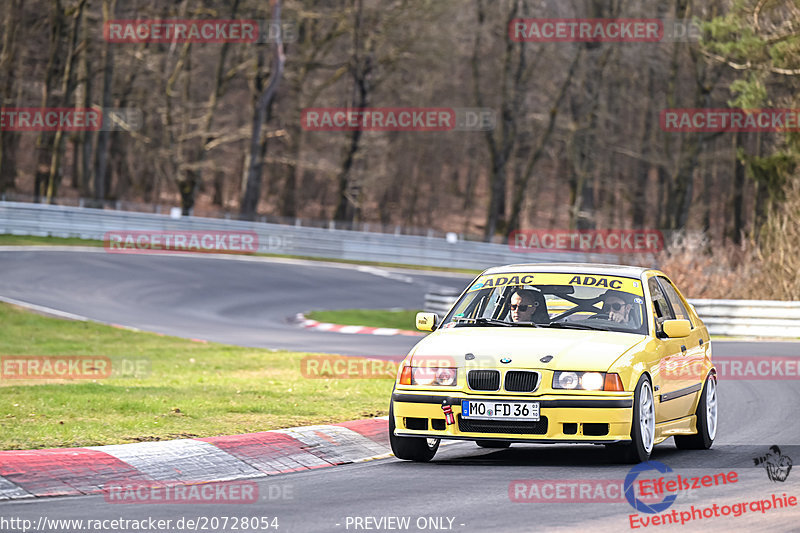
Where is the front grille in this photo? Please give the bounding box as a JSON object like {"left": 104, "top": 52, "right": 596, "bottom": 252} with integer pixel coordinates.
{"left": 468, "top": 370, "right": 500, "bottom": 391}
{"left": 457, "top": 415, "right": 548, "bottom": 435}
{"left": 504, "top": 371, "right": 538, "bottom": 392}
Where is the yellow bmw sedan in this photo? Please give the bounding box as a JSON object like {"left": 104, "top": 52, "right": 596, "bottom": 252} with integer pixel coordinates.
{"left": 390, "top": 263, "right": 717, "bottom": 463}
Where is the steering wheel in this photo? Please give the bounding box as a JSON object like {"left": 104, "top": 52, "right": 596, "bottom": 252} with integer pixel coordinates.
{"left": 587, "top": 313, "right": 611, "bottom": 320}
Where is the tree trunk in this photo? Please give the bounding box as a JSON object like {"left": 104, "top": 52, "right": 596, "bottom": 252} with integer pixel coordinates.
{"left": 34, "top": 0, "right": 66, "bottom": 203}
{"left": 241, "top": 0, "right": 285, "bottom": 220}
{"left": 333, "top": 0, "right": 372, "bottom": 224}
{"left": 729, "top": 131, "right": 746, "bottom": 245}
{"left": 0, "top": 0, "right": 21, "bottom": 193}
{"left": 76, "top": 8, "right": 92, "bottom": 197}
{"left": 506, "top": 47, "right": 581, "bottom": 236}
{"left": 94, "top": 0, "right": 116, "bottom": 202}
{"left": 47, "top": 0, "right": 87, "bottom": 203}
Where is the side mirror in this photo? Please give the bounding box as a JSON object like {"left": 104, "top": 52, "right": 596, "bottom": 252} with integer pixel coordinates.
{"left": 663, "top": 319, "right": 691, "bottom": 338}
{"left": 416, "top": 312, "right": 438, "bottom": 332}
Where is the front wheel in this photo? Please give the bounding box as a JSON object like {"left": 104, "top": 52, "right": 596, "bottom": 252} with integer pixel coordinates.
{"left": 389, "top": 403, "right": 439, "bottom": 462}
{"left": 674, "top": 374, "right": 717, "bottom": 450}
{"left": 608, "top": 375, "right": 655, "bottom": 463}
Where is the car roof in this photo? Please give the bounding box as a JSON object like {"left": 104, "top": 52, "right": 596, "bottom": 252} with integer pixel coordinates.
{"left": 482, "top": 262, "right": 655, "bottom": 279}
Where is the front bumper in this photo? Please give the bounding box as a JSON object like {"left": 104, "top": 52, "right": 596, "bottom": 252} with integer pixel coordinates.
{"left": 391, "top": 391, "right": 634, "bottom": 443}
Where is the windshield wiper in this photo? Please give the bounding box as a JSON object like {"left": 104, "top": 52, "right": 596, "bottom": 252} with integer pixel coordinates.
{"left": 543, "top": 321, "right": 608, "bottom": 332}
{"left": 474, "top": 317, "right": 513, "bottom": 327}
{"left": 452, "top": 317, "right": 541, "bottom": 328}
{"left": 452, "top": 317, "right": 513, "bottom": 327}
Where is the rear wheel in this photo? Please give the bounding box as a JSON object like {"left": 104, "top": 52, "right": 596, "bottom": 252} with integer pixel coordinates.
{"left": 476, "top": 440, "right": 511, "bottom": 449}
{"left": 389, "top": 403, "right": 439, "bottom": 462}
{"left": 608, "top": 375, "right": 655, "bottom": 463}
{"left": 674, "top": 374, "right": 717, "bottom": 450}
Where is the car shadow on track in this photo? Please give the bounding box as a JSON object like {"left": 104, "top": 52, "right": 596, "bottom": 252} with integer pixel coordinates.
{"left": 414, "top": 442, "right": 798, "bottom": 470}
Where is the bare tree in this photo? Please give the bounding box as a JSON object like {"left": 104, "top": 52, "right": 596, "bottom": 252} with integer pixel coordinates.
{"left": 241, "top": 0, "right": 286, "bottom": 220}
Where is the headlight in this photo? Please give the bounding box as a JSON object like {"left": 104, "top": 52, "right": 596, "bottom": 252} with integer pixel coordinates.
{"left": 399, "top": 366, "right": 457, "bottom": 386}
{"left": 556, "top": 371, "right": 579, "bottom": 389}
{"left": 553, "top": 371, "right": 622, "bottom": 391}
{"left": 580, "top": 372, "right": 604, "bottom": 391}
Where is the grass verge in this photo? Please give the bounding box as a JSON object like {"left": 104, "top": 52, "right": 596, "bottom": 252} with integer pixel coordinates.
{"left": 0, "top": 302, "right": 393, "bottom": 450}
{"left": 0, "top": 234, "right": 103, "bottom": 247}
{"left": 306, "top": 309, "right": 421, "bottom": 331}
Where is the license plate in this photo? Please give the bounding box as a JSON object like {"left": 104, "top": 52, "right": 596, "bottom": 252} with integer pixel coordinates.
{"left": 461, "top": 400, "right": 540, "bottom": 421}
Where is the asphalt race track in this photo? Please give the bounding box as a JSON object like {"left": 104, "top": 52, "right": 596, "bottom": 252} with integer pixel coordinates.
{"left": 1, "top": 249, "right": 799, "bottom": 532}
{"left": 0, "top": 248, "right": 471, "bottom": 356}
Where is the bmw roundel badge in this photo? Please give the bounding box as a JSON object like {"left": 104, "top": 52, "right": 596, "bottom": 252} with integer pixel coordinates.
{"left": 500, "top": 357, "right": 512, "bottom": 364}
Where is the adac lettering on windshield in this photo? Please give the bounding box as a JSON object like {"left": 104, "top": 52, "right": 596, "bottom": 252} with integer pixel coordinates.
{"left": 467, "top": 273, "right": 643, "bottom": 295}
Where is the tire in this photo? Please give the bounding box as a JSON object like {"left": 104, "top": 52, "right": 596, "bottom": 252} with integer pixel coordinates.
{"left": 388, "top": 402, "right": 439, "bottom": 462}
{"left": 608, "top": 375, "right": 655, "bottom": 464}
{"left": 476, "top": 440, "right": 511, "bottom": 449}
{"left": 674, "top": 374, "right": 717, "bottom": 450}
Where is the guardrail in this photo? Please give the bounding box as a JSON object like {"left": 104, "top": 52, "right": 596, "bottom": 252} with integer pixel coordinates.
{"left": 423, "top": 290, "right": 800, "bottom": 338}
{"left": 0, "top": 201, "right": 616, "bottom": 270}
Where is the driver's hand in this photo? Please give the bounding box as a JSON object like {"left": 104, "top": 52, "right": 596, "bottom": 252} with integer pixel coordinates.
{"left": 608, "top": 310, "right": 625, "bottom": 323}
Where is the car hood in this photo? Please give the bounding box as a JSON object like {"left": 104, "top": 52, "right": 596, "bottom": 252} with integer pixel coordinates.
{"left": 410, "top": 327, "right": 646, "bottom": 372}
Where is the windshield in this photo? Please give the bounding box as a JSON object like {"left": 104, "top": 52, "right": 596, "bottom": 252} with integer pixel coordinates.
{"left": 442, "top": 272, "right": 647, "bottom": 335}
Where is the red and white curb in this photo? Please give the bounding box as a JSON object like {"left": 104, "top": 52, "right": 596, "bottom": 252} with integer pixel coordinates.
{"left": 294, "top": 313, "right": 424, "bottom": 337}
{"left": 0, "top": 417, "right": 391, "bottom": 500}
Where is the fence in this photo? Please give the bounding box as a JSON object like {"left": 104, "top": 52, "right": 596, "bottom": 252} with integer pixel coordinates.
{"left": 0, "top": 201, "right": 617, "bottom": 270}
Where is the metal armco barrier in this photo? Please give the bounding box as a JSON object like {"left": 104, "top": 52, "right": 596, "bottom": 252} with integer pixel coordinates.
{"left": 423, "top": 291, "right": 800, "bottom": 338}
{"left": 0, "top": 201, "right": 615, "bottom": 270}
{"left": 689, "top": 299, "right": 800, "bottom": 337}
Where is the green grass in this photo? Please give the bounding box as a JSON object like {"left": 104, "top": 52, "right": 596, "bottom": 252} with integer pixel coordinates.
{"left": 0, "top": 234, "right": 481, "bottom": 274}
{"left": 0, "top": 234, "right": 104, "bottom": 247}
{"left": 306, "top": 309, "right": 421, "bottom": 331}
{"left": 0, "top": 302, "right": 394, "bottom": 450}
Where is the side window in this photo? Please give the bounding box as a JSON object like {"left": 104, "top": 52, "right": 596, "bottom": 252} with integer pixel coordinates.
{"left": 658, "top": 277, "right": 694, "bottom": 328}
{"left": 648, "top": 277, "right": 675, "bottom": 335}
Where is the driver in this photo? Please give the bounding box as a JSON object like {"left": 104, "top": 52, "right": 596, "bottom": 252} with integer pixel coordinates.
{"left": 601, "top": 289, "right": 635, "bottom": 325}
{"left": 509, "top": 289, "right": 547, "bottom": 323}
